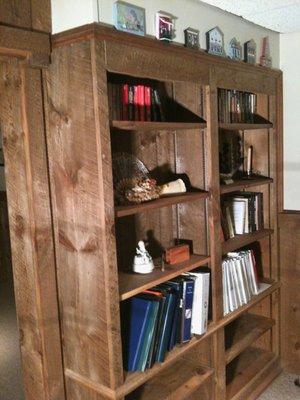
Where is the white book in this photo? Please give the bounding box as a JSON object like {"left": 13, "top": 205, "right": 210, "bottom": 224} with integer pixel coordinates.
{"left": 229, "top": 258, "right": 243, "bottom": 307}
{"left": 240, "top": 256, "right": 252, "bottom": 302}
{"left": 226, "top": 260, "right": 238, "bottom": 312}
{"left": 188, "top": 271, "right": 210, "bottom": 335}
{"left": 246, "top": 250, "right": 259, "bottom": 295}
{"left": 234, "top": 258, "right": 248, "bottom": 305}
{"left": 232, "top": 200, "right": 246, "bottom": 234}
{"left": 222, "top": 262, "right": 229, "bottom": 315}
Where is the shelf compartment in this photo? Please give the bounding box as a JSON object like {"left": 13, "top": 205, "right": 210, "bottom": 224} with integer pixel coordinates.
{"left": 226, "top": 347, "right": 278, "bottom": 400}
{"left": 225, "top": 313, "right": 275, "bottom": 364}
{"left": 219, "top": 122, "right": 273, "bottom": 130}
{"left": 119, "top": 254, "right": 210, "bottom": 301}
{"left": 220, "top": 177, "right": 273, "bottom": 194}
{"left": 126, "top": 358, "right": 213, "bottom": 400}
{"left": 222, "top": 228, "right": 274, "bottom": 254}
{"left": 111, "top": 120, "right": 207, "bottom": 131}
{"left": 115, "top": 191, "right": 209, "bottom": 218}
{"left": 120, "top": 280, "right": 279, "bottom": 397}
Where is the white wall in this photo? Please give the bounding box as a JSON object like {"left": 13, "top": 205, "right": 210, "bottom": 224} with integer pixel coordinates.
{"left": 280, "top": 32, "right": 300, "bottom": 211}
{"left": 51, "top": 0, "right": 280, "bottom": 67}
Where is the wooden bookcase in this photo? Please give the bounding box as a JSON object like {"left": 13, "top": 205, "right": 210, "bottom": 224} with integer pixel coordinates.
{"left": 44, "top": 23, "right": 282, "bottom": 400}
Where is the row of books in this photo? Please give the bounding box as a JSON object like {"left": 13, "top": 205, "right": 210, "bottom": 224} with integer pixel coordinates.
{"left": 122, "top": 270, "right": 210, "bottom": 372}
{"left": 218, "top": 89, "right": 257, "bottom": 123}
{"left": 221, "top": 192, "right": 264, "bottom": 239}
{"left": 222, "top": 250, "right": 259, "bottom": 315}
{"left": 108, "top": 83, "right": 164, "bottom": 122}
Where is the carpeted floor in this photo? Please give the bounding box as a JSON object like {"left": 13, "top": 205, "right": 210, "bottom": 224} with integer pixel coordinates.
{"left": 0, "top": 280, "right": 24, "bottom": 400}
{"left": 258, "top": 372, "right": 300, "bottom": 400}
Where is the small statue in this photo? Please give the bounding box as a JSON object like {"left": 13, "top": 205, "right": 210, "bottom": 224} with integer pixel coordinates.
{"left": 132, "top": 241, "right": 154, "bottom": 274}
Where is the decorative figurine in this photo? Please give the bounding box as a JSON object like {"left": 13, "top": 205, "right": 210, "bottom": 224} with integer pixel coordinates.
{"left": 113, "top": 1, "right": 146, "bottom": 36}
{"left": 132, "top": 241, "right": 154, "bottom": 274}
{"left": 156, "top": 11, "right": 175, "bottom": 42}
{"left": 244, "top": 39, "right": 257, "bottom": 64}
{"left": 260, "top": 37, "right": 272, "bottom": 68}
{"left": 206, "top": 26, "right": 225, "bottom": 57}
{"left": 184, "top": 27, "right": 200, "bottom": 49}
{"left": 228, "top": 37, "right": 242, "bottom": 61}
{"left": 159, "top": 178, "right": 186, "bottom": 196}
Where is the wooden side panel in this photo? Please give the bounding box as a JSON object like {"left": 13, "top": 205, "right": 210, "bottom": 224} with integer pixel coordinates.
{"left": 44, "top": 39, "right": 123, "bottom": 393}
{"left": 0, "top": 59, "right": 65, "bottom": 399}
{"left": 0, "top": 0, "right": 51, "bottom": 32}
{"left": 279, "top": 212, "right": 300, "bottom": 374}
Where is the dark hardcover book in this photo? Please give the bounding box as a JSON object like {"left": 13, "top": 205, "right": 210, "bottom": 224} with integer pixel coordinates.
{"left": 136, "top": 299, "right": 160, "bottom": 371}
{"left": 123, "top": 297, "right": 153, "bottom": 371}
{"left": 155, "top": 289, "right": 176, "bottom": 363}
{"left": 153, "top": 89, "right": 164, "bottom": 122}
{"left": 128, "top": 85, "right": 135, "bottom": 121}
{"left": 181, "top": 277, "right": 195, "bottom": 343}
{"left": 165, "top": 281, "right": 181, "bottom": 351}
{"left": 151, "top": 88, "right": 158, "bottom": 121}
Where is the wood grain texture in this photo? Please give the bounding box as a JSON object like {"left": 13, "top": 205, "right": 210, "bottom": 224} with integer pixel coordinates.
{"left": 0, "top": 60, "right": 65, "bottom": 400}
{"left": 279, "top": 212, "right": 300, "bottom": 374}
{"left": 0, "top": 0, "right": 51, "bottom": 32}
{"left": 44, "top": 39, "right": 124, "bottom": 395}
{"left": 0, "top": 25, "right": 50, "bottom": 67}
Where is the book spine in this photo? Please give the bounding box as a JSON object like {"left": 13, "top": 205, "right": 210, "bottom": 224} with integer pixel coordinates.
{"left": 138, "top": 85, "right": 145, "bottom": 121}
{"left": 122, "top": 84, "right": 129, "bottom": 120}
{"left": 128, "top": 85, "right": 134, "bottom": 121}
{"left": 144, "top": 86, "right": 151, "bottom": 121}
{"left": 134, "top": 85, "right": 139, "bottom": 121}
{"left": 182, "top": 280, "right": 194, "bottom": 343}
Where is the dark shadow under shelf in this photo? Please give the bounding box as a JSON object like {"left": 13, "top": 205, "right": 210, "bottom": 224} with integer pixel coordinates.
{"left": 222, "top": 229, "right": 274, "bottom": 254}
{"left": 220, "top": 177, "right": 273, "bottom": 194}
{"left": 111, "top": 120, "right": 207, "bottom": 132}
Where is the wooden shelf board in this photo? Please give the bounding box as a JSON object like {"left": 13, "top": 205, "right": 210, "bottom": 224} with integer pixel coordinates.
{"left": 219, "top": 122, "right": 273, "bottom": 130}
{"left": 222, "top": 229, "right": 274, "bottom": 254}
{"left": 120, "top": 280, "right": 279, "bottom": 397}
{"left": 115, "top": 191, "right": 209, "bottom": 218}
{"left": 119, "top": 254, "right": 210, "bottom": 301}
{"left": 220, "top": 177, "right": 273, "bottom": 194}
{"left": 225, "top": 313, "right": 275, "bottom": 364}
{"left": 111, "top": 120, "right": 207, "bottom": 131}
{"left": 226, "top": 347, "right": 277, "bottom": 400}
{"left": 126, "top": 358, "right": 213, "bottom": 400}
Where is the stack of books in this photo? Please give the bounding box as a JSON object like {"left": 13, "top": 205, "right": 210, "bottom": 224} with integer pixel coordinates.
{"left": 222, "top": 250, "right": 259, "bottom": 315}
{"left": 218, "top": 89, "right": 257, "bottom": 123}
{"left": 221, "top": 192, "right": 264, "bottom": 239}
{"left": 122, "top": 270, "right": 210, "bottom": 372}
{"left": 108, "top": 82, "right": 164, "bottom": 122}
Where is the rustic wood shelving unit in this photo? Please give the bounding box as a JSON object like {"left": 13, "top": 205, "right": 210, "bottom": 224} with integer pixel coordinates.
{"left": 45, "top": 23, "right": 282, "bottom": 400}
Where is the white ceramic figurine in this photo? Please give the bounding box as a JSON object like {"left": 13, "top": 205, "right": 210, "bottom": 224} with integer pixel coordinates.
{"left": 132, "top": 241, "right": 154, "bottom": 274}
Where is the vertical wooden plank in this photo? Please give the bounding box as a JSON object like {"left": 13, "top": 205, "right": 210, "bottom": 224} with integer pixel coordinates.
{"left": 206, "top": 71, "right": 225, "bottom": 400}
{"left": 0, "top": 0, "right": 31, "bottom": 29}
{"left": 31, "top": 0, "right": 52, "bottom": 33}
{"left": 44, "top": 38, "right": 123, "bottom": 396}
{"left": 0, "top": 59, "right": 65, "bottom": 400}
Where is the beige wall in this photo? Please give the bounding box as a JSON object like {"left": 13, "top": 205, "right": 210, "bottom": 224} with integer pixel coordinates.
{"left": 280, "top": 32, "right": 300, "bottom": 211}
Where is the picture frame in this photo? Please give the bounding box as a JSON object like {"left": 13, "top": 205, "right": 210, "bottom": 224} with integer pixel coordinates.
{"left": 155, "top": 11, "right": 175, "bottom": 42}
{"left": 113, "top": 1, "right": 146, "bottom": 36}
{"left": 184, "top": 27, "right": 200, "bottom": 49}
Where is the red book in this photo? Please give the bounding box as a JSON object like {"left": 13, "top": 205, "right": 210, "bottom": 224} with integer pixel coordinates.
{"left": 138, "top": 85, "right": 145, "bottom": 121}
{"left": 122, "top": 84, "right": 129, "bottom": 120}
{"left": 134, "top": 85, "right": 139, "bottom": 121}
{"left": 144, "top": 86, "right": 151, "bottom": 121}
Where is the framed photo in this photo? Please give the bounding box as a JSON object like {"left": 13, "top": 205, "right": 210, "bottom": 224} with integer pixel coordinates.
{"left": 156, "top": 11, "right": 175, "bottom": 42}
{"left": 113, "top": 1, "right": 146, "bottom": 36}
{"left": 184, "top": 27, "right": 200, "bottom": 49}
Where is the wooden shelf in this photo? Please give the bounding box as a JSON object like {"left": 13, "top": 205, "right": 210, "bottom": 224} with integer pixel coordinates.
{"left": 120, "top": 280, "right": 279, "bottom": 397}
{"left": 222, "top": 229, "right": 274, "bottom": 254}
{"left": 219, "top": 122, "right": 273, "bottom": 130}
{"left": 111, "top": 120, "right": 207, "bottom": 131}
{"left": 126, "top": 358, "right": 213, "bottom": 400}
{"left": 225, "top": 313, "right": 275, "bottom": 364}
{"left": 226, "top": 347, "right": 278, "bottom": 400}
{"left": 115, "top": 191, "right": 209, "bottom": 218}
{"left": 119, "top": 254, "right": 210, "bottom": 301}
{"left": 220, "top": 177, "right": 273, "bottom": 194}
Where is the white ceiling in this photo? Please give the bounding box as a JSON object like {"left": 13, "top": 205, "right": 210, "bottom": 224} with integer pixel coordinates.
{"left": 200, "top": 0, "right": 300, "bottom": 33}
